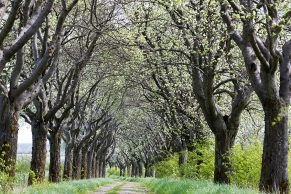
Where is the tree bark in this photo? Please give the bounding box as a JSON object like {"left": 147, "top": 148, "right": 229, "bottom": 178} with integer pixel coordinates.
{"left": 138, "top": 160, "right": 143, "bottom": 177}
{"left": 96, "top": 159, "right": 100, "bottom": 177}
{"left": 72, "top": 148, "right": 82, "bottom": 180}
{"left": 220, "top": 2, "right": 291, "bottom": 192}
{"left": 214, "top": 131, "right": 235, "bottom": 184}
{"left": 0, "top": 99, "right": 18, "bottom": 176}
{"left": 86, "top": 151, "right": 93, "bottom": 179}
{"left": 92, "top": 152, "right": 97, "bottom": 178}
{"left": 28, "top": 120, "right": 48, "bottom": 185}
{"left": 144, "top": 161, "right": 150, "bottom": 177}
{"left": 126, "top": 163, "right": 131, "bottom": 177}
{"left": 259, "top": 103, "right": 289, "bottom": 193}
{"left": 102, "top": 157, "right": 106, "bottom": 178}
{"left": 48, "top": 131, "right": 62, "bottom": 183}
{"left": 81, "top": 149, "right": 88, "bottom": 179}
{"left": 131, "top": 161, "right": 137, "bottom": 177}
{"left": 63, "top": 144, "right": 73, "bottom": 180}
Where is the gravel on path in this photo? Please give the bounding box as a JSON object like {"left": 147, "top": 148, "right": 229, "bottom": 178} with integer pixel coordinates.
{"left": 117, "top": 182, "right": 150, "bottom": 194}
{"left": 91, "top": 182, "right": 123, "bottom": 194}
{"left": 92, "top": 181, "right": 152, "bottom": 194}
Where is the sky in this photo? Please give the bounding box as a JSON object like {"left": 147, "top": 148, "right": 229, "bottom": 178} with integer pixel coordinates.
{"left": 18, "top": 119, "right": 32, "bottom": 144}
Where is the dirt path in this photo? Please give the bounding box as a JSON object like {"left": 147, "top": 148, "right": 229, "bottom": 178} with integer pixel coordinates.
{"left": 117, "top": 182, "right": 150, "bottom": 194}
{"left": 92, "top": 182, "right": 123, "bottom": 194}
{"left": 92, "top": 181, "right": 152, "bottom": 194}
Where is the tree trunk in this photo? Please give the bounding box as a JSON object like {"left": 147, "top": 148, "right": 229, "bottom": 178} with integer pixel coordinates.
{"left": 92, "top": 153, "right": 97, "bottom": 178}
{"left": 86, "top": 151, "right": 93, "bottom": 179}
{"left": 81, "top": 149, "right": 88, "bottom": 179}
{"left": 48, "top": 132, "right": 62, "bottom": 183}
{"left": 144, "top": 161, "right": 150, "bottom": 177}
{"left": 28, "top": 120, "right": 48, "bottom": 185}
{"left": 126, "top": 163, "right": 131, "bottom": 177}
{"left": 138, "top": 161, "right": 143, "bottom": 177}
{"left": 102, "top": 157, "right": 106, "bottom": 177}
{"left": 259, "top": 104, "right": 289, "bottom": 193}
{"left": 72, "top": 148, "right": 82, "bottom": 180}
{"left": 118, "top": 160, "right": 125, "bottom": 177}
{"left": 178, "top": 149, "right": 188, "bottom": 166}
{"left": 120, "top": 167, "right": 125, "bottom": 176}
{"left": 63, "top": 145, "right": 73, "bottom": 180}
{"left": 213, "top": 130, "right": 235, "bottom": 184}
{"left": 98, "top": 159, "right": 103, "bottom": 177}
{"left": 131, "top": 161, "right": 137, "bottom": 177}
{"left": 152, "top": 169, "right": 156, "bottom": 177}
{"left": 96, "top": 159, "right": 100, "bottom": 177}
{"left": 0, "top": 99, "right": 19, "bottom": 177}
{"left": 179, "top": 143, "right": 188, "bottom": 177}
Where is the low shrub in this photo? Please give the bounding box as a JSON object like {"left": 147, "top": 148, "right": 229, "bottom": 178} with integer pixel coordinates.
{"left": 107, "top": 168, "right": 120, "bottom": 177}
{"left": 179, "top": 141, "right": 215, "bottom": 180}
{"left": 228, "top": 142, "right": 262, "bottom": 188}
{"left": 154, "top": 154, "right": 179, "bottom": 178}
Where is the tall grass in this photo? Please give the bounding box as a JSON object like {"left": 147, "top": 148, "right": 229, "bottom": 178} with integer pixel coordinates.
{"left": 15, "top": 155, "right": 31, "bottom": 187}
{"left": 15, "top": 178, "right": 114, "bottom": 194}
{"left": 110, "top": 176, "right": 258, "bottom": 194}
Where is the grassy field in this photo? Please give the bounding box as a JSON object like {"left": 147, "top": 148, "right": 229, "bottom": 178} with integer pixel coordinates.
{"left": 11, "top": 174, "right": 259, "bottom": 194}
{"left": 14, "top": 178, "right": 114, "bottom": 194}
{"left": 110, "top": 176, "right": 259, "bottom": 194}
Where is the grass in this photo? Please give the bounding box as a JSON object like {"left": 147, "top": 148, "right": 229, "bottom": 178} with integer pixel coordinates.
{"left": 15, "top": 178, "right": 115, "bottom": 194}
{"left": 107, "top": 182, "right": 126, "bottom": 194}
{"left": 110, "top": 176, "right": 259, "bottom": 194}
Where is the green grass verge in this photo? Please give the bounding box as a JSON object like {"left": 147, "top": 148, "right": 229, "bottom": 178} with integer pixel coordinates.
{"left": 15, "top": 178, "right": 115, "bottom": 194}
{"left": 107, "top": 182, "right": 126, "bottom": 194}
{"left": 110, "top": 176, "right": 259, "bottom": 194}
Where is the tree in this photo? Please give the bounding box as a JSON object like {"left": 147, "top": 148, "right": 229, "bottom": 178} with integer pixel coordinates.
{"left": 125, "top": 0, "right": 252, "bottom": 183}
{"left": 20, "top": 0, "right": 81, "bottom": 184}
{"left": 0, "top": 0, "right": 58, "bottom": 176}
{"left": 220, "top": 0, "right": 291, "bottom": 192}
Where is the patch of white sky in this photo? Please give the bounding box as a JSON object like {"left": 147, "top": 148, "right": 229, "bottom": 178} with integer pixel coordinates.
{"left": 18, "top": 118, "right": 32, "bottom": 144}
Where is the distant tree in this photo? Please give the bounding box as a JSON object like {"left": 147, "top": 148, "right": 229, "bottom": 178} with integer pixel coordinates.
{"left": 125, "top": 0, "right": 253, "bottom": 183}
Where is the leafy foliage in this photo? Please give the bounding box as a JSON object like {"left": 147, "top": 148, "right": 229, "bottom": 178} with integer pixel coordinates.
{"left": 180, "top": 142, "right": 215, "bottom": 180}
{"left": 0, "top": 151, "right": 15, "bottom": 194}
{"left": 154, "top": 153, "right": 179, "bottom": 178}
{"left": 107, "top": 168, "right": 120, "bottom": 177}
{"left": 228, "top": 143, "right": 262, "bottom": 188}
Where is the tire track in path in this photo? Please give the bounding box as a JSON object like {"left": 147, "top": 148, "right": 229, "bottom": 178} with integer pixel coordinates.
{"left": 92, "top": 182, "right": 123, "bottom": 194}
{"left": 117, "top": 182, "right": 150, "bottom": 194}
{"left": 93, "top": 181, "right": 152, "bottom": 194}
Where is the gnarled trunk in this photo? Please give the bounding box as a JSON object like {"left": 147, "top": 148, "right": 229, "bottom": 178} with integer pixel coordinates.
{"left": 259, "top": 104, "right": 289, "bottom": 193}
{"left": 48, "top": 131, "right": 61, "bottom": 183}
{"left": 28, "top": 120, "right": 48, "bottom": 185}
{"left": 0, "top": 99, "right": 19, "bottom": 177}
{"left": 214, "top": 130, "right": 235, "bottom": 184}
